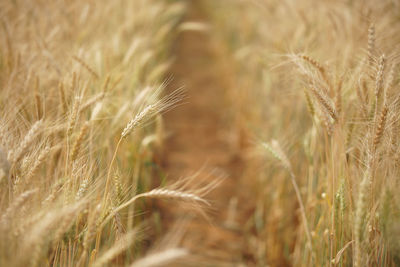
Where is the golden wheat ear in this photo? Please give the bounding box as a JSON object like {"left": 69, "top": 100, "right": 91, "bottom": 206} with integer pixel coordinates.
{"left": 122, "top": 87, "right": 185, "bottom": 138}
{"left": 103, "top": 87, "right": 186, "bottom": 203}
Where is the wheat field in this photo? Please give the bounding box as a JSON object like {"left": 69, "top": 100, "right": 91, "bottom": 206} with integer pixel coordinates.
{"left": 0, "top": 0, "right": 399, "bottom": 266}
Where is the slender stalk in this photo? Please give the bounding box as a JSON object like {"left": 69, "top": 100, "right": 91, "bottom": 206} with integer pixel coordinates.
{"left": 95, "top": 137, "right": 122, "bottom": 252}
{"left": 288, "top": 169, "right": 315, "bottom": 263}
{"left": 103, "top": 138, "right": 123, "bottom": 204}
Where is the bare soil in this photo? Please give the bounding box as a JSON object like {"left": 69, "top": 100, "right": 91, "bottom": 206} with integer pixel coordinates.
{"left": 159, "top": 1, "right": 255, "bottom": 265}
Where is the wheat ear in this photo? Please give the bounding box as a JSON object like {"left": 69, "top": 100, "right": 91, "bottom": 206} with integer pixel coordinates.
{"left": 1, "top": 188, "right": 38, "bottom": 226}
{"left": 310, "top": 87, "right": 337, "bottom": 121}
{"left": 72, "top": 56, "right": 99, "bottom": 79}
{"left": 373, "top": 104, "right": 388, "bottom": 152}
{"left": 9, "top": 120, "right": 43, "bottom": 164}
{"left": 58, "top": 81, "right": 68, "bottom": 114}
{"left": 92, "top": 230, "right": 137, "bottom": 267}
{"left": 368, "top": 23, "right": 375, "bottom": 66}
{"left": 130, "top": 248, "right": 188, "bottom": 267}
{"left": 70, "top": 122, "right": 89, "bottom": 162}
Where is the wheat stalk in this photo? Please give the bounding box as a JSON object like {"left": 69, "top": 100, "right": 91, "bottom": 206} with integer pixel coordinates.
{"left": 262, "top": 140, "right": 314, "bottom": 260}
{"left": 354, "top": 168, "right": 371, "bottom": 267}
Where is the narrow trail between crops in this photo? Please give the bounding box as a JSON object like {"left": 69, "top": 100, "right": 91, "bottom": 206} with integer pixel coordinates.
{"left": 160, "top": 1, "right": 254, "bottom": 265}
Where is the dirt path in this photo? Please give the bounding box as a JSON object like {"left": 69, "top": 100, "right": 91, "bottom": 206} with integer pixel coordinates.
{"left": 160, "top": 1, "right": 254, "bottom": 265}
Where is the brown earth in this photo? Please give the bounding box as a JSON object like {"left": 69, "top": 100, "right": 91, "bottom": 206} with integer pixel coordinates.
{"left": 159, "top": 1, "right": 255, "bottom": 265}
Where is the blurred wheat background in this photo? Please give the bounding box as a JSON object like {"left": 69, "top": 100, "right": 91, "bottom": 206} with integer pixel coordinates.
{"left": 0, "top": 0, "right": 399, "bottom": 266}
